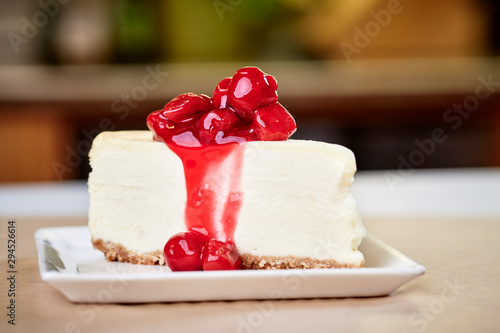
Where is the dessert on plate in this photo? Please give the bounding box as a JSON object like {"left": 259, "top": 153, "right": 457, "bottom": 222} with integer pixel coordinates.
{"left": 88, "top": 67, "right": 366, "bottom": 271}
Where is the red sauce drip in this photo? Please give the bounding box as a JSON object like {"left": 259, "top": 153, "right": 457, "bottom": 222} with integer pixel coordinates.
{"left": 166, "top": 143, "right": 243, "bottom": 244}
{"left": 147, "top": 67, "right": 296, "bottom": 271}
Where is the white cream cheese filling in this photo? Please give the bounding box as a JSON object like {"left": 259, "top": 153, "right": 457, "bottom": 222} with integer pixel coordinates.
{"left": 88, "top": 131, "right": 366, "bottom": 266}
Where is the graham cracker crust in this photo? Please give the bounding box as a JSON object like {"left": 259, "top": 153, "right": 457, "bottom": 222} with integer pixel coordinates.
{"left": 92, "top": 238, "right": 165, "bottom": 265}
{"left": 240, "top": 254, "right": 362, "bottom": 269}
{"left": 92, "top": 238, "right": 363, "bottom": 269}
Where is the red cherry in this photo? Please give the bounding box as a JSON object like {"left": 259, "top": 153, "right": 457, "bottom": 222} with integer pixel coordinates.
{"left": 227, "top": 67, "right": 278, "bottom": 122}
{"left": 201, "top": 239, "right": 242, "bottom": 271}
{"left": 146, "top": 67, "right": 297, "bottom": 147}
{"left": 252, "top": 103, "right": 296, "bottom": 141}
{"left": 147, "top": 110, "right": 175, "bottom": 142}
{"left": 213, "top": 77, "right": 231, "bottom": 109}
{"left": 164, "top": 231, "right": 209, "bottom": 271}
{"left": 147, "top": 110, "right": 203, "bottom": 147}
{"left": 161, "top": 93, "right": 212, "bottom": 123}
{"left": 198, "top": 108, "right": 242, "bottom": 144}
{"left": 226, "top": 125, "right": 258, "bottom": 143}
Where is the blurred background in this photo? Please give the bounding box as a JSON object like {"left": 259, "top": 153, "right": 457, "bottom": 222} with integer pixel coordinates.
{"left": 0, "top": 0, "right": 500, "bottom": 182}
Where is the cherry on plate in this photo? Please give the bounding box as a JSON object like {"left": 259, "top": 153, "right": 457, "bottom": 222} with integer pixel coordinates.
{"left": 201, "top": 239, "right": 242, "bottom": 271}
{"left": 164, "top": 231, "right": 209, "bottom": 271}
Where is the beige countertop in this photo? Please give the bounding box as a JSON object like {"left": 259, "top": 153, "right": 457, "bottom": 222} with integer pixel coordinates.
{"left": 0, "top": 216, "right": 499, "bottom": 333}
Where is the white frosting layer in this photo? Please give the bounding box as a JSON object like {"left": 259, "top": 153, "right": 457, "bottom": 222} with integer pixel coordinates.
{"left": 88, "top": 131, "right": 366, "bottom": 266}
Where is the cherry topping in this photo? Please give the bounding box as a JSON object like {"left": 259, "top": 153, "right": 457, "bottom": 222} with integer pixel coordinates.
{"left": 147, "top": 110, "right": 175, "bottom": 142}
{"left": 198, "top": 108, "right": 243, "bottom": 145}
{"left": 227, "top": 67, "right": 279, "bottom": 122}
{"left": 148, "top": 67, "right": 295, "bottom": 147}
{"left": 161, "top": 93, "right": 212, "bottom": 123}
{"left": 201, "top": 239, "right": 242, "bottom": 271}
{"left": 147, "top": 111, "right": 201, "bottom": 147}
{"left": 163, "top": 231, "right": 209, "bottom": 271}
{"left": 252, "top": 103, "right": 297, "bottom": 141}
{"left": 213, "top": 77, "right": 231, "bottom": 109}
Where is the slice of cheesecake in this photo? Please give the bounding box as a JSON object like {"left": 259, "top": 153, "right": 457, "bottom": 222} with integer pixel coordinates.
{"left": 88, "top": 130, "right": 366, "bottom": 269}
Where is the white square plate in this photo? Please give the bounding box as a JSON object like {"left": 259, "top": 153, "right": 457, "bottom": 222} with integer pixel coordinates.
{"left": 35, "top": 226, "right": 425, "bottom": 303}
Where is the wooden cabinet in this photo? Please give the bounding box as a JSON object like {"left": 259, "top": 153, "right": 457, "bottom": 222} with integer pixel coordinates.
{"left": 0, "top": 109, "right": 76, "bottom": 182}
{"left": 1, "top": 59, "right": 499, "bottom": 182}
